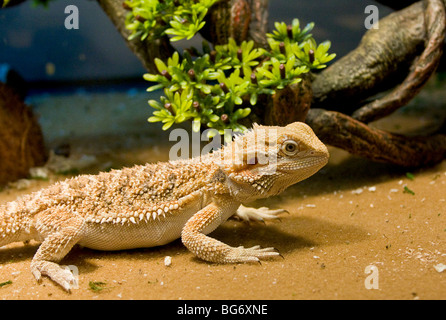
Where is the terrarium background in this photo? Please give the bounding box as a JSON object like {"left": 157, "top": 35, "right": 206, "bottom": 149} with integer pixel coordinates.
{"left": 0, "top": 0, "right": 392, "bottom": 83}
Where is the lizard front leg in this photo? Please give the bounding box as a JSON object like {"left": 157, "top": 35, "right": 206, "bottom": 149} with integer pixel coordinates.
{"left": 181, "top": 201, "right": 280, "bottom": 263}
{"left": 31, "top": 208, "right": 85, "bottom": 292}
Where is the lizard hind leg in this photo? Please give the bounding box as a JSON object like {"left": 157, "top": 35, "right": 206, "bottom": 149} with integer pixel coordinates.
{"left": 31, "top": 210, "right": 85, "bottom": 292}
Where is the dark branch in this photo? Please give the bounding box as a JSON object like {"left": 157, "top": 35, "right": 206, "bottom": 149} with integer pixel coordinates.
{"left": 311, "top": 2, "right": 426, "bottom": 114}
{"left": 200, "top": 0, "right": 269, "bottom": 47}
{"left": 306, "top": 108, "right": 446, "bottom": 167}
{"left": 352, "top": 0, "right": 446, "bottom": 123}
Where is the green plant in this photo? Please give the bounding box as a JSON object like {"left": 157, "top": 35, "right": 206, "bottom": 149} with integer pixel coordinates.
{"left": 266, "top": 19, "right": 336, "bottom": 70}
{"left": 0, "top": 280, "right": 12, "bottom": 287}
{"left": 124, "top": 0, "right": 218, "bottom": 41}
{"left": 88, "top": 281, "right": 110, "bottom": 292}
{"left": 136, "top": 5, "right": 336, "bottom": 135}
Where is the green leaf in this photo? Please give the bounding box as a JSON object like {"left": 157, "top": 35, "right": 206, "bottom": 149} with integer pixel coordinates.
{"left": 233, "top": 108, "right": 251, "bottom": 120}
{"left": 199, "top": 85, "right": 212, "bottom": 94}
{"left": 169, "top": 35, "right": 187, "bottom": 42}
{"left": 0, "top": 280, "right": 12, "bottom": 287}
{"left": 154, "top": 58, "right": 168, "bottom": 74}
{"left": 147, "top": 83, "right": 164, "bottom": 92}
{"left": 406, "top": 172, "right": 415, "bottom": 180}
{"left": 233, "top": 96, "right": 243, "bottom": 105}
{"left": 128, "top": 31, "right": 141, "bottom": 41}
{"left": 290, "top": 78, "right": 302, "bottom": 85}
{"left": 192, "top": 119, "right": 201, "bottom": 132}
{"left": 317, "top": 41, "right": 331, "bottom": 56}
{"left": 148, "top": 116, "right": 163, "bottom": 122}
{"left": 250, "top": 93, "right": 257, "bottom": 105}
{"left": 141, "top": 31, "right": 149, "bottom": 41}
{"left": 403, "top": 186, "right": 415, "bottom": 195}
{"left": 89, "top": 281, "right": 109, "bottom": 292}
{"left": 168, "top": 51, "right": 180, "bottom": 67}
{"left": 256, "top": 67, "right": 274, "bottom": 79}
{"left": 143, "top": 73, "right": 161, "bottom": 82}
{"left": 162, "top": 121, "right": 175, "bottom": 130}
{"left": 301, "top": 22, "right": 314, "bottom": 35}
{"left": 209, "top": 114, "right": 220, "bottom": 122}
{"left": 148, "top": 100, "right": 162, "bottom": 109}
{"left": 206, "top": 128, "right": 219, "bottom": 139}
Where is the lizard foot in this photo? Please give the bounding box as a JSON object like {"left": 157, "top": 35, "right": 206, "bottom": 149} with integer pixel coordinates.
{"left": 182, "top": 202, "right": 283, "bottom": 264}
{"left": 224, "top": 245, "right": 280, "bottom": 263}
{"left": 234, "top": 204, "right": 287, "bottom": 223}
{"left": 31, "top": 260, "right": 78, "bottom": 292}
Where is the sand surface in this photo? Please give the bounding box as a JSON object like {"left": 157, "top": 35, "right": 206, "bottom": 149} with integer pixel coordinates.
{"left": 0, "top": 84, "right": 445, "bottom": 300}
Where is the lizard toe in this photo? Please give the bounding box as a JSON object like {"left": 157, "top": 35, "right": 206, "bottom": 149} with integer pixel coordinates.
{"left": 235, "top": 205, "right": 287, "bottom": 223}
{"left": 225, "top": 245, "right": 280, "bottom": 263}
{"left": 31, "top": 260, "right": 77, "bottom": 292}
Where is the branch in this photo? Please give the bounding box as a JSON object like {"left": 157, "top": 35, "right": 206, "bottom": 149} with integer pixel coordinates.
{"left": 200, "top": 0, "right": 269, "bottom": 46}
{"left": 306, "top": 108, "right": 446, "bottom": 167}
{"left": 263, "top": 74, "right": 313, "bottom": 126}
{"left": 352, "top": 0, "right": 446, "bottom": 123}
{"left": 311, "top": 1, "right": 426, "bottom": 114}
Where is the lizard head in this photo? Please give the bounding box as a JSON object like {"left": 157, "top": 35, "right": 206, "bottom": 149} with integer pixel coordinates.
{"left": 219, "top": 121, "right": 329, "bottom": 201}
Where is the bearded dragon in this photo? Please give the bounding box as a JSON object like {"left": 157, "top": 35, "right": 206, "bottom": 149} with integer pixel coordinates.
{"left": 0, "top": 122, "right": 329, "bottom": 291}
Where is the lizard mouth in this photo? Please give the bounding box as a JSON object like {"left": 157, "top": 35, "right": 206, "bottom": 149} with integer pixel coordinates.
{"left": 246, "top": 155, "right": 327, "bottom": 177}
{"left": 276, "top": 153, "right": 329, "bottom": 173}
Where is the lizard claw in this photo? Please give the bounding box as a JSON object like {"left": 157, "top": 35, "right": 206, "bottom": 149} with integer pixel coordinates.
{"left": 32, "top": 269, "right": 42, "bottom": 283}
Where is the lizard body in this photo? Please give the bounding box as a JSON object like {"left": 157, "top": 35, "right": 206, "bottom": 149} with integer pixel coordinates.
{"left": 0, "top": 122, "right": 329, "bottom": 291}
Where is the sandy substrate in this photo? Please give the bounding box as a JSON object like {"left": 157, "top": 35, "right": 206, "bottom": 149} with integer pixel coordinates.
{"left": 0, "top": 85, "right": 445, "bottom": 300}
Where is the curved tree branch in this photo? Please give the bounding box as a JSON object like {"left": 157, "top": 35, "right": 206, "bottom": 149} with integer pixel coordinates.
{"left": 311, "top": 2, "right": 426, "bottom": 114}
{"left": 200, "top": 0, "right": 269, "bottom": 47}
{"left": 352, "top": 0, "right": 446, "bottom": 123}
{"left": 306, "top": 108, "right": 446, "bottom": 167}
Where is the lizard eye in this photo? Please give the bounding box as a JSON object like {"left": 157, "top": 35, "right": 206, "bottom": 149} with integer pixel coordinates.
{"left": 282, "top": 140, "right": 299, "bottom": 156}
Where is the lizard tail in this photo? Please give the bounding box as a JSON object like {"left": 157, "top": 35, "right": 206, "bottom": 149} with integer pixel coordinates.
{"left": 0, "top": 200, "right": 34, "bottom": 247}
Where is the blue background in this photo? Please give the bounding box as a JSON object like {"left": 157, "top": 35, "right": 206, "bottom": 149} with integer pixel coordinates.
{"left": 0, "top": 0, "right": 391, "bottom": 83}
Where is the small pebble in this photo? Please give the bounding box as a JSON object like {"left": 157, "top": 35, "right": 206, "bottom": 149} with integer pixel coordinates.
{"left": 164, "top": 256, "right": 172, "bottom": 267}
{"left": 434, "top": 263, "right": 446, "bottom": 273}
